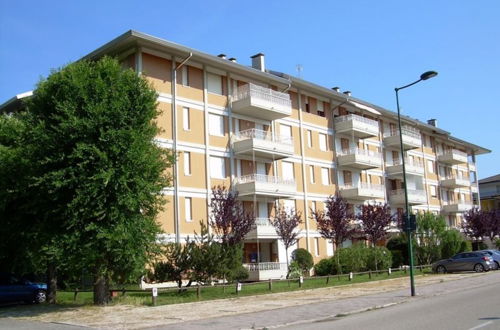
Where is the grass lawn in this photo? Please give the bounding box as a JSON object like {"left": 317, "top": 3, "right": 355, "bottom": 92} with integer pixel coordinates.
{"left": 57, "top": 267, "right": 430, "bottom": 307}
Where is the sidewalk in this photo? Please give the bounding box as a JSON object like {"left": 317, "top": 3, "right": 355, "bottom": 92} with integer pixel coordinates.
{"left": 0, "top": 272, "right": 494, "bottom": 329}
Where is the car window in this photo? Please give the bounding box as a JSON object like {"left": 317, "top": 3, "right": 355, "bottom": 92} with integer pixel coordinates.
{"left": 452, "top": 254, "right": 463, "bottom": 259}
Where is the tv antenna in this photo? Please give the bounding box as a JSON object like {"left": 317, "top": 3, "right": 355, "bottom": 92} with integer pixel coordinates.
{"left": 296, "top": 64, "right": 303, "bottom": 78}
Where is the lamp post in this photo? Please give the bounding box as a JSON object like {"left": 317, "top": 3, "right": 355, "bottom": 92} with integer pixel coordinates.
{"left": 395, "top": 71, "right": 437, "bottom": 297}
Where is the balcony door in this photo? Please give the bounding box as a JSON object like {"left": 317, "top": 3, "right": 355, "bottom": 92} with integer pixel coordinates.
{"left": 340, "top": 138, "right": 350, "bottom": 153}
{"left": 343, "top": 170, "right": 352, "bottom": 187}
{"left": 258, "top": 202, "right": 268, "bottom": 219}
{"left": 257, "top": 162, "right": 266, "bottom": 175}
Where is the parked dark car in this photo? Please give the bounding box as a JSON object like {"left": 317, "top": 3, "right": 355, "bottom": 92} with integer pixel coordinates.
{"left": 432, "top": 252, "right": 493, "bottom": 273}
{"left": 478, "top": 250, "right": 500, "bottom": 270}
{"left": 0, "top": 273, "right": 47, "bottom": 304}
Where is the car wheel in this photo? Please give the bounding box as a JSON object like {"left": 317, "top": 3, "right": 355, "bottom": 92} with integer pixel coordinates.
{"left": 34, "top": 290, "right": 47, "bottom": 304}
{"left": 474, "top": 264, "right": 485, "bottom": 273}
{"left": 436, "top": 265, "right": 446, "bottom": 274}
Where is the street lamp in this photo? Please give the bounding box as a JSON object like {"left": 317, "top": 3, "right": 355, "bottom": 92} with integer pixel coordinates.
{"left": 394, "top": 70, "right": 437, "bottom": 297}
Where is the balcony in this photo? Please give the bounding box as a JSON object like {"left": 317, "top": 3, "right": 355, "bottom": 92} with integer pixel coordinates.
{"left": 231, "top": 83, "right": 292, "bottom": 120}
{"left": 339, "top": 183, "right": 385, "bottom": 200}
{"left": 440, "top": 176, "right": 471, "bottom": 188}
{"left": 438, "top": 149, "right": 468, "bottom": 165}
{"left": 243, "top": 262, "right": 288, "bottom": 281}
{"left": 334, "top": 114, "right": 380, "bottom": 138}
{"left": 383, "top": 127, "right": 421, "bottom": 150}
{"left": 386, "top": 158, "right": 425, "bottom": 179}
{"left": 389, "top": 189, "right": 426, "bottom": 205}
{"left": 234, "top": 174, "right": 296, "bottom": 199}
{"left": 442, "top": 202, "right": 472, "bottom": 213}
{"left": 337, "top": 148, "right": 381, "bottom": 169}
{"left": 245, "top": 218, "right": 278, "bottom": 239}
{"left": 232, "top": 129, "right": 293, "bottom": 160}
{"left": 468, "top": 162, "right": 476, "bottom": 171}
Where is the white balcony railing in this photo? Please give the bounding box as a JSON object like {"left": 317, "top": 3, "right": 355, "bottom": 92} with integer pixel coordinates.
{"left": 235, "top": 174, "right": 295, "bottom": 186}
{"left": 243, "top": 262, "right": 288, "bottom": 272}
{"left": 341, "top": 182, "right": 385, "bottom": 190}
{"left": 383, "top": 126, "right": 422, "bottom": 140}
{"left": 233, "top": 83, "right": 292, "bottom": 108}
{"left": 338, "top": 147, "right": 381, "bottom": 158}
{"left": 389, "top": 189, "right": 426, "bottom": 197}
{"left": 254, "top": 217, "right": 272, "bottom": 226}
{"left": 234, "top": 128, "right": 293, "bottom": 146}
{"left": 440, "top": 149, "right": 467, "bottom": 158}
{"left": 334, "top": 114, "right": 379, "bottom": 127}
{"left": 389, "top": 158, "right": 424, "bottom": 168}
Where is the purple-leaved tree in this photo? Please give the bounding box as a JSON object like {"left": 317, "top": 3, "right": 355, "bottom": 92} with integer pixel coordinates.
{"left": 311, "top": 195, "right": 355, "bottom": 274}
{"left": 210, "top": 186, "right": 254, "bottom": 245}
{"left": 357, "top": 203, "right": 393, "bottom": 247}
{"left": 270, "top": 207, "right": 302, "bottom": 275}
{"left": 463, "top": 208, "right": 500, "bottom": 243}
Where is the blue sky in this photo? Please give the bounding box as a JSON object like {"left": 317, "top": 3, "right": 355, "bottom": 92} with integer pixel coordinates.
{"left": 1, "top": 0, "right": 498, "bottom": 178}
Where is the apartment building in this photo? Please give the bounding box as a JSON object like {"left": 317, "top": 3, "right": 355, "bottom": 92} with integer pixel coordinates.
{"left": 2, "top": 30, "right": 490, "bottom": 281}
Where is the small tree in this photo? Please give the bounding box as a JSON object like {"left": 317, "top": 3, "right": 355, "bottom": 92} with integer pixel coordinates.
{"left": 210, "top": 186, "right": 254, "bottom": 245}
{"left": 270, "top": 207, "right": 302, "bottom": 275}
{"left": 357, "top": 203, "right": 393, "bottom": 246}
{"left": 291, "top": 248, "right": 313, "bottom": 274}
{"left": 312, "top": 195, "right": 355, "bottom": 274}
{"left": 463, "top": 208, "right": 490, "bottom": 242}
{"left": 414, "top": 212, "right": 446, "bottom": 265}
{"left": 440, "top": 229, "right": 470, "bottom": 259}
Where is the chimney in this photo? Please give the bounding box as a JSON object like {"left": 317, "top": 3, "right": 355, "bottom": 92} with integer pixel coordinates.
{"left": 332, "top": 87, "right": 340, "bottom": 92}
{"left": 427, "top": 119, "right": 438, "bottom": 127}
{"left": 228, "top": 57, "right": 237, "bottom": 63}
{"left": 343, "top": 90, "right": 352, "bottom": 97}
{"left": 217, "top": 54, "right": 227, "bottom": 60}
{"left": 251, "top": 53, "right": 265, "bottom": 72}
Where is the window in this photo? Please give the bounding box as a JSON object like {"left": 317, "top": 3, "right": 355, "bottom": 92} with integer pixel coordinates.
{"left": 430, "top": 185, "right": 437, "bottom": 198}
{"left": 427, "top": 160, "right": 434, "bottom": 173}
{"left": 209, "top": 114, "right": 224, "bottom": 136}
{"left": 311, "top": 201, "right": 316, "bottom": 215}
{"left": 207, "top": 72, "right": 222, "bottom": 95}
{"left": 184, "top": 152, "right": 191, "bottom": 175}
{"left": 181, "top": 66, "right": 189, "bottom": 86}
{"left": 317, "top": 100, "right": 324, "bottom": 113}
{"left": 283, "top": 199, "right": 295, "bottom": 212}
{"left": 314, "top": 238, "right": 320, "bottom": 256}
{"left": 309, "top": 165, "right": 315, "bottom": 183}
{"left": 340, "top": 138, "right": 350, "bottom": 153}
{"left": 319, "top": 133, "right": 327, "bottom": 151}
{"left": 326, "top": 240, "right": 334, "bottom": 256}
{"left": 280, "top": 124, "right": 292, "bottom": 139}
{"left": 343, "top": 170, "right": 352, "bottom": 186}
{"left": 307, "top": 130, "right": 313, "bottom": 148}
{"left": 210, "top": 156, "right": 226, "bottom": 179}
{"left": 321, "top": 167, "right": 330, "bottom": 185}
{"left": 185, "top": 197, "right": 192, "bottom": 222}
{"left": 183, "top": 107, "right": 190, "bottom": 130}
{"left": 282, "top": 161, "right": 294, "bottom": 181}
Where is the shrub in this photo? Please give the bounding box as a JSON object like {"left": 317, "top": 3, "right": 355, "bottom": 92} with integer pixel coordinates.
{"left": 291, "top": 248, "right": 314, "bottom": 273}
{"left": 227, "top": 265, "right": 249, "bottom": 282}
{"left": 288, "top": 261, "right": 302, "bottom": 279}
{"left": 366, "top": 246, "right": 392, "bottom": 271}
{"left": 496, "top": 238, "right": 500, "bottom": 249}
{"left": 336, "top": 243, "right": 368, "bottom": 274}
{"left": 440, "top": 229, "right": 467, "bottom": 259}
{"left": 386, "top": 235, "right": 408, "bottom": 267}
{"left": 314, "top": 258, "right": 334, "bottom": 276}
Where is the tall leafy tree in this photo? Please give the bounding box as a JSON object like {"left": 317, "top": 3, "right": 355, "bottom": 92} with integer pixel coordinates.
{"left": 414, "top": 212, "right": 446, "bottom": 265}
{"left": 312, "top": 195, "right": 355, "bottom": 274}
{"left": 463, "top": 208, "right": 500, "bottom": 243}
{"left": 24, "top": 57, "right": 175, "bottom": 305}
{"left": 357, "top": 203, "right": 393, "bottom": 246}
{"left": 270, "top": 207, "right": 302, "bottom": 275}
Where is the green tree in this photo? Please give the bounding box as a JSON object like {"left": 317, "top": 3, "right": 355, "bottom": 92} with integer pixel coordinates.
{"left": 291, "top": 248, "right": 313, "bottom": 274}
{"left": 414, "top": 212, "right": 446, "bottom": 265}
{"left": 440, "top": 229, "right": 470, "bottom": 259}
{"left": 24, "top": 57, "right": 174, "bottom": 305}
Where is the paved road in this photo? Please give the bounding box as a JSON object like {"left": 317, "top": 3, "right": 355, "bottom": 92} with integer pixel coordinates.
{"left": 153, "top": 271, "right": 500, "bottom": 330}
{"left": 285, "top": 278, "right": 500, "bottom": 330}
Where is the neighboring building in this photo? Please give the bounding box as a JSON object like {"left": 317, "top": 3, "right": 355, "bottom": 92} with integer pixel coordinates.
{"left": 1, "top": 30, "right": 490, "bottom": 280}
{"left": 478, "top": 174, "right": 500, "bottom": 211}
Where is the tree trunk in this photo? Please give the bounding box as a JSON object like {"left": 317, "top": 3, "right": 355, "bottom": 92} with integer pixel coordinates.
{"left": 285, "top": 247, "right": 290, "bottom": 279}
{"left": 93, "top": 274, "right": 109, "bottom": 305}
{"left": 46, "top": 262, "right": 57, "bottom": 304}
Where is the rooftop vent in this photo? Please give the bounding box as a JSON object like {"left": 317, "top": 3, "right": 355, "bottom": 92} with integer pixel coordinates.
{"left": 343, "top": 91, "right": 352, "bottom": 97}
{"left": 217, "top": 54, "right": 227, "bottom": 59}
{"left": 228, "top": 57, "right": 237, "bottom": 63}
{"left": 332, "top": 87, "right": 340, "bottom": 92}
{"left": 251, "top": 53, "right": 265, "bottom": 72}
{"left": 427, "top": 119, "right": 438, "bottom": 127}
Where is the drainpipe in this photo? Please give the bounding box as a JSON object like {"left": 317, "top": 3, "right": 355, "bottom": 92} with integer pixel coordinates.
{"left": 297, "top": 91, "right": 310, "bottom": 253}
{"left": 172, "top": 52, "right": 193, "bottom": 243}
